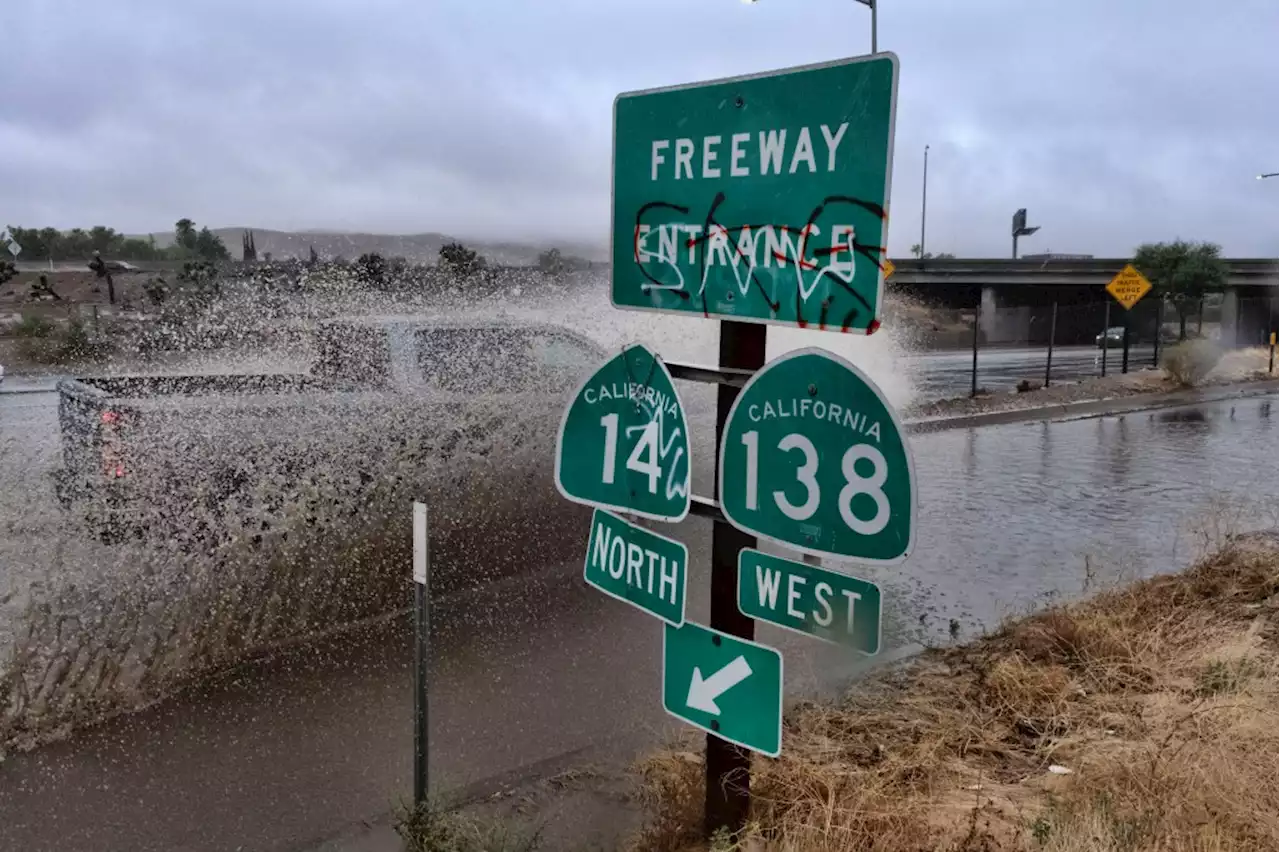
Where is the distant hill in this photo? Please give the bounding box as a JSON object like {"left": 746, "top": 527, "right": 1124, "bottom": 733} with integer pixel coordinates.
{"left": 140, "top": 227, "right": 608, "bottom": 266}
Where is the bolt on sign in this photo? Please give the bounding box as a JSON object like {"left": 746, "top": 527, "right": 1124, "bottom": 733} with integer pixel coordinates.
{"left": 610, "top": 54, "right": 899, "bottom": 333}
{"left": 584, "top": 508, "right": 687, "bottom": 626}
{"left": 662, "top": 620, "right": 783, "bottom": 758}
{"left": 1106, "top": 264, "right": 1153, "bottom": 310}
{"left": 718, "top": 347, "right": 916, "bottom": 563}
{"left": 737, "top": 549, "right": 881, "bottom": 654}
{"left": 556, "top": 343, "right": 691, "bottom": 522}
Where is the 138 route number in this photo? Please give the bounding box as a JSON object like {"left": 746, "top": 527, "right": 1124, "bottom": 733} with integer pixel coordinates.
{"left": 739, "top": 432, "right": 890, "bottom": 535}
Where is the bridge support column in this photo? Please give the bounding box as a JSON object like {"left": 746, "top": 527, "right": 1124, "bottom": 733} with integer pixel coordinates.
{"left": 1219, "top": 287, "right": 1240, "bottom": 348}
{"left": 978, "top": 286, "right": 1000, "bottom": 342}
{"left": 1230, "top": 290, "right": 1279, "bottom": 348}
{"left": 979, "top": 285, "right": 1032, "bottom": 345}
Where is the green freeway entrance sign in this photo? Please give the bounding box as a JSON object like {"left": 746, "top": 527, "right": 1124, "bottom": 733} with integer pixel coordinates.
{"left": 718, "top": 347, "right": 915, "bottom": 563}
{"left": 611, "top": 54, "right": 899, "bottom": 333}
{"left": 584, "top": 509, "right": 687, "bottom": 626}
{"left": 556, "top": 343, "right": 691, "bottom": 522}
{"left": 662, "top": 620, "right": 783, "bottom": 757}
{"left": 738, "top": 549, "right": 881, "bottom": 654}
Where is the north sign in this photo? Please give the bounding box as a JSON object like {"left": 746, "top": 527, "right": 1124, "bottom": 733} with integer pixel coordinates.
{"left": 556, "top": 343, "right": 691, "bottom": 522}
{"left": 611, "top": 54, "right": 899, "bottom": 333}
{"left": 662, "top": 620, "right": 783, "bottom": 758}
{"left": 718, "top": 348, "right": 915, "bottom": 563}
{"left": 737, "top": 549, "right": 881, "bottom": 654}
{"left": 583, "top": 509, "right": 687, "bottom": 626}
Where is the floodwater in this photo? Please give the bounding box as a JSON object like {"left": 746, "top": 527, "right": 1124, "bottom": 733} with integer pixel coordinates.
{"left": 2, "top": 280, "right": 1280, "bottom": 849}
{"left": 0, "top": 375, "right": 1274, "bottom": 852}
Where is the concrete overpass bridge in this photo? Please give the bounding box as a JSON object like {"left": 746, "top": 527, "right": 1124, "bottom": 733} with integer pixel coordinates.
{"left": 888, "top": 257, "right": 1278, "bottom": 348}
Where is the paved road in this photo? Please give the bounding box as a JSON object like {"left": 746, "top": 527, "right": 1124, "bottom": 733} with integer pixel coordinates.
{"left": 906, "top": 344, "right": 1158, "bottom": 400}
{"left": 0, "top": 391, "right": 1274, "bottom": 852}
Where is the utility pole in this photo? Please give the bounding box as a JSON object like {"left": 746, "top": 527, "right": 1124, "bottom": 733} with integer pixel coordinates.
{"left": 919, "top": 144, "right": 929, "bottom": 259}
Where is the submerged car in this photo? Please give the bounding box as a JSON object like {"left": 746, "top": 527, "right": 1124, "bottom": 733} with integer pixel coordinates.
{"left": 53, "top": 317, "right": 605, "bottom": 564}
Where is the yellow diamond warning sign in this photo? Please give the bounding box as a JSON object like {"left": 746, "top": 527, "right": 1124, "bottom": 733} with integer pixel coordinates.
{"left": 1106, "top": 264, "right": 1152, "bottom": 310}
{"left": 883, "top": 258, "right": 895, "bottom": 279}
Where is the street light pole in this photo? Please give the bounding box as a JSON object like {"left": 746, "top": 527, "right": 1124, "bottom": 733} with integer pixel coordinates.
{"left": 871, "top": 0, "right": 877, "bottom": 53}
{"left": 1257, "top": 172, "right": 1279, "bottom": 179}
{"left": 920, "top": 144, "right": 929, "bottom": 259}
{"left": 852, "top": 0, "right": 877, "bottom": 53}
{"left": 751, "top": 0, "right": 876, "bottom": 53}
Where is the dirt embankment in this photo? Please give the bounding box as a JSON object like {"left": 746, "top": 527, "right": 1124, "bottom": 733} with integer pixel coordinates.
{"left": 633, "top": 534, "right": 1278, "bottom": 851}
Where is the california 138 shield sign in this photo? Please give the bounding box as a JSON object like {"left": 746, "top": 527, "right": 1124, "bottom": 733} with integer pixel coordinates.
{"left": 718, "top": 347, "right": 915, "bottom": 563}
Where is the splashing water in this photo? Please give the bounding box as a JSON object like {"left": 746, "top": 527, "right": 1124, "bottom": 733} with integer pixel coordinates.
{"left": 493, "top": 273, "right": 919, "bottom": 412}
{"left": 0, "top": 261, "right": 919, "bottom": 750}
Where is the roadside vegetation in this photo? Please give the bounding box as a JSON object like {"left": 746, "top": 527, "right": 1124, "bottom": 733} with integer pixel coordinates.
{"left": 632, "top": 534, "right": 1278, "bottom": 851}
{"left": 3, "top": 219, "right": 231, "bottom": 263}
{"left": 1160, "top": 338, "right": 1224, "bottom": 387}
{"left": 0, "top": 238, "right": 591, "bottom": 369}
{"left": 7, "top": 312, "right": 115, "bottom": 364}
{"left": 395, "top": 797, "right": 544, "bottom": 852}
{"left": 1134, "top": 240, "right": 1229, "bottom": 342}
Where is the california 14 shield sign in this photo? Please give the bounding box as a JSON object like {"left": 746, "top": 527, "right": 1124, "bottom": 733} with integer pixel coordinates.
{"left": 555, "top": 343, "right": 691, "bottom": 522}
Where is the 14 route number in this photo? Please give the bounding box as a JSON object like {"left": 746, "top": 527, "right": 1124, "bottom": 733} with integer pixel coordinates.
{"left": 598, "top": 414, "right": 663, "bottom": 495}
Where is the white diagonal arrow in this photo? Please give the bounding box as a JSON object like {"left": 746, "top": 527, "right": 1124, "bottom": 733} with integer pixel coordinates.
{"left": 686, "top": 655, "right": 752, "bottom": 715}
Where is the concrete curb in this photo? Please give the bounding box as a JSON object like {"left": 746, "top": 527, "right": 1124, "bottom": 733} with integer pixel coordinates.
{"left": 904, "top": 379, "right": 1277, "bottom": 434}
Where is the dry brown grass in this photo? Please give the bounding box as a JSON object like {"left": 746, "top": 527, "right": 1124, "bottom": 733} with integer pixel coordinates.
{"left": 631, "top": 536, "right": 1278, "bottom": 852}
{"left": 1161, "top": 340, "right": 1224, "bottom": 387}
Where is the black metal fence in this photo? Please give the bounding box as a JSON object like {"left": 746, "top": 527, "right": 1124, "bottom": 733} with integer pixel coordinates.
{"left": 950, "top": 294, "right": 1277, "bottom": 399}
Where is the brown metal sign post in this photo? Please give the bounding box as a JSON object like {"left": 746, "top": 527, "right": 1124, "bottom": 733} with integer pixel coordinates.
{"left": 705, "top": 321, "right": 766, "bottom": 835}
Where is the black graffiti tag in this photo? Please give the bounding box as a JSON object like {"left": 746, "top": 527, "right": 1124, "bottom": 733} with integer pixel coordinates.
{"left": 631, "top": 193, "right": 889, "bottom": 332}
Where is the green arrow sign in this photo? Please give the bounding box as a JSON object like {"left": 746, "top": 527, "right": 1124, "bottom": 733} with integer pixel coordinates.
{"left": 662, "top": 620, "right": 783, "bottom": 758}
{"left": 556, "top": 343, "right": 691, "bottom": 522}
{"left": 584, "top": 509, "right": 687, "bottom": 626}
{"left": 611, "top": 54, "right": 899, "bottom": 332}
{"left": 718, "top": 347, "right": 915, "bottom": 563}
{"left": 737, "top": 549, "right": 881, "bottom": 654}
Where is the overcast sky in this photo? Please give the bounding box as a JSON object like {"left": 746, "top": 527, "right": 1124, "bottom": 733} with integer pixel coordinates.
{"left": 3, "top": 0, "right": 1277, "bottom": 256}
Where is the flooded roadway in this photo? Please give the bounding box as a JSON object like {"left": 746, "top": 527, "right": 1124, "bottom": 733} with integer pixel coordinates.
{"left": 0, "top": 390, "right": 1274, "bottom": 852}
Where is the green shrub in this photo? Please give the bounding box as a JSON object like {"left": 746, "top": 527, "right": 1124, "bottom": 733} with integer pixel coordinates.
{"left": 57, "top": 317, "right": 112, "bottom": 361}
{"left": 1195, "top": 657, "right": 1261, "bottom": 696}
{"left": 15, "top": 316, "right": 114, "bottom": 363}
{"left": 12, "top": 313, "right": 55, "bottom": 338}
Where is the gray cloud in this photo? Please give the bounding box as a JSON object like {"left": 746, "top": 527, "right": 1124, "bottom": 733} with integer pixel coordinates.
{"left": 2, "top": 0, "right": 1276, "bottom": 256}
